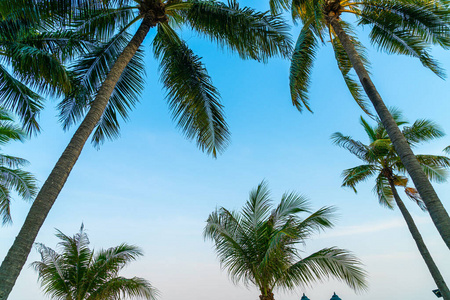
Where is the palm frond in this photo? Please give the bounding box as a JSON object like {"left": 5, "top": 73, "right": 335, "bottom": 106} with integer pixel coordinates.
{"left": 0, "top": 65, "right": 43, "bottom": 134}
{"left": 331, "top": 132, "right": 370, "bottom": 161}
{"left": 183, "top": 0, "right": 292, "bottom": 62}
{"left": 341, "top": 164, "right": 378, "bottom": 192}
{"left": 374, "top": 173, "right": 395, "bottom": 209}
{"left": 283, "top": 247, "right": 368, "bottom": 292}
{"left": 153, "top": 24, "right": 229, "bottom": 157}
{"left": 332, "top": 34, "right": 371, "bottom": 115}
{"left": 402, "top": 119, "right": 445, "bottom": 146}
{"left": 358, "top": 6, "right": 445, "bottom": 77}
{"left": 289, "top": 22, "right": 318, "bottom": 112}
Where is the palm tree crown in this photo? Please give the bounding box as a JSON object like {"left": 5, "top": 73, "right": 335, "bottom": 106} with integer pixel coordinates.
{"left": 32, "top": 225, "right": 158, "bottom": 300}
{"left": 204, "top": 181, "right": 367, "bottom": 300}
{"left": 60, "top": 0, "right": 292, "bottom": 154}
{"left": 270, "top": 0, "right": 450, "bottom": 112}
{"left": 332, "top": 110, "right": 450, "bottom": 209}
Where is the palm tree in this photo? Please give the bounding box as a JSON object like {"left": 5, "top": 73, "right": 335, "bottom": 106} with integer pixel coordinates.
{"left": 204, "top": 181, "right": 368, "bottom": 300}
{"left": 269, "top": 0, "right": 450, "bottom": 248}
{"left": 332, "top": 111, "right": 450, "bottom": 299}
{"left": 0, "top": 107, "right": 37, "bottom": 225}
{"left": 0, "top": 0, "right": 292, "bottom": 297}
{"left": 32, "top": 225, "right": 158, "bottom": 300}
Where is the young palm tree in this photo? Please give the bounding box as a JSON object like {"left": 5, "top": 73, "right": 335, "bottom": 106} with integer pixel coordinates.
{"left": 0, "top": 1, "right": 292, "bottom": 297}
{"left": 204, "top": 181, "right": 368, "bottom": 300}
{"left": 332, "top": 111, "right": 450, "bottom": 299}
{"left": 32, "top": 225, "right": 158, "bottom": 300}
{"left": 269, "top": 0, "right": 450, "bottom": 248}
{"left": 0, "top": 108, "right": 37, "bottom": 225}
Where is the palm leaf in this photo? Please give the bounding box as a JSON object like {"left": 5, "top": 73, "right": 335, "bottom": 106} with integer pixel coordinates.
{"left": 182, "top": 0, "right": 292, "bottom": 62}
{"left": 283, "top": 247, "right": 368, "bottom": 291}
{"left": 0, "top": 65, "right": 43, "bottom": 134}
{"left": 153, "top": 24, "right": 229, "bottom": 157}
{"left": 342, "top": 164, "right": 378, "bottom": 192}
{"left": 289, "top": 22, "right": 318, "bottom": 112}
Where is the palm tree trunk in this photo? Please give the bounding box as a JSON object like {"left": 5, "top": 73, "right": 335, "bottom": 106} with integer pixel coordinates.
{"left": 259, "top": 289, "right": 275, "bottom": 300}
{"left": 0, "top": 15, "right": 154, "bottom": 300}
{"left": 387, "top": 179, "right": 450, "bottom": 300}
{"left": 327, "top": 15, "right": 450, "bottom": 249}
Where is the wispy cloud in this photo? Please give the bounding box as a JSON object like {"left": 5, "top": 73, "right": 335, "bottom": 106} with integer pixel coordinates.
{"left": 318, "top": 216, "right": 431, "bottom": 239}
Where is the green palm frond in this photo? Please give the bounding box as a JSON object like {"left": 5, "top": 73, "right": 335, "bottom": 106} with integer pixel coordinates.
{"left": 74, "top": 5, "right": 139, "bottom": 41}
{"left": 59, "top": 29, "right": 145, "bottom": 146}
{"left": 183, "top": 0, "right": 292, "bottom": 62}
{"left": 332, "top": 34, "right": 371, "bottom": 115}
{"left": 359, "top": 117, "right": 376, "bottom": 142}
{"left": 0, "top": 184, "right": 12, "bottom": 224}
{"left": 342, "top": 164, "right": 378, "bottom": 192}
{"left": 91, "top": 46, "right": 145, "bottom": 146}
{"left": 420, "top": 163, "right": 448, "bottom": 183}
{"left": 357, "top": 6, "right": 445, "bottom": 77}
{"left": 374, "top": 173, "right": 395, "bottom": 209}
{"left": 284, "top": 247, "right": 368, "bottom": 292}
{"left": 402, "top": 119, "right": 445, "bottom": 146}
{"left": 444, "top": 145, "right": 450, "bottom": 155}
{"left": 272, "top": 191, "right": 310, "bottom": 223}
{"left": 90, "top": 277, "right": 158, "bottom": 300}
{"left": 6, "top": 41, "right": 71, "bottom": 95}
{"left": 289, "top": 22, "right": 318, "bottom": 112}
{"left": 0, "top": 167, "right": 37, "bottom": 200}
{"left": 269, "top": 0, "right": 291, "bottom": 14}
{"left": 296, "top": 206, "right": 336, "bottom": 237}
{"left": 331, "top": 132, "right": 370, "bottom": 161}
{"left": 17, "top": 30, "right": 93, "bottom": 62}
{"left": 0, "top": 65, "right": 44, "bottom": 134}
{"left": 359, "top": 0, "right": 450, "bottom": 48}
{"left": 153, "top": 24, "right": 229, "bottom": 157}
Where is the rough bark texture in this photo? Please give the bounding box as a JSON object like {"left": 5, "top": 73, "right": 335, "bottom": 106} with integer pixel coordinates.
{"left": 327, "top": 16, "right": 450, "bottom": 249}
{"left": 0, "top": 16, "right": 154, "bottom": 300}
{"left": 388, "top": 179, "right": 450, "bottom": 300}
{"left": 259, "top": 289, "right": 275, "bottom": 300}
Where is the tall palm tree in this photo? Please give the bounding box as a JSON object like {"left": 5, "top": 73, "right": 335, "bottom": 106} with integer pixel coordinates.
{"left": 0, "top": 0, "right": 292, "bottom": 297}
{"left": 269, "top": 0, "right": 450, "bottom": 248}
{"left": 332, "top": 111, "right": 450, "bottom": 299}
{"left": 0, "top": 107, "right": 37, "bottom": 225}
{"left": 204, "top": 181, "right": 368, "bottom": 300}
{"left": 32, "top": 225, "right": 158, "bottom": 300}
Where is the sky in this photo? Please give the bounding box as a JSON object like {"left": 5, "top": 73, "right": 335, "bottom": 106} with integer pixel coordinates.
{"left": 1, "top": 1, "right": 450, "bottom": 300}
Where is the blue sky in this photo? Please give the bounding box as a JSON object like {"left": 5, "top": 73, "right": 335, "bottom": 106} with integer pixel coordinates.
{"left": 1, "top": 1, "right": 450, "bottom": 299}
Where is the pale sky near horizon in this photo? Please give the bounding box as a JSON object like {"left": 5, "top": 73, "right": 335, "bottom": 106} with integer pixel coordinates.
{"left": 1, "top": 1, "right": 450, "bottom": 299}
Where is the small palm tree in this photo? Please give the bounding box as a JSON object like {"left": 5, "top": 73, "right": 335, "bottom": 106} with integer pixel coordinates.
{"left": 0, "top": 1, "right": 292, "bottom": 296}
{"left": 332, "top": 111, "right": 450, "bottom": 299}
{"left": 270, "top": 0, "right": 450, "bottom": 248}
{"left": 0, "top": 107, "right": 37, "bottom": 225}
{"left": 204, "top": 181, "right": 367, "bottom": 300}
{"left": 32, "top": 225, "right": 158, "bottom": 300}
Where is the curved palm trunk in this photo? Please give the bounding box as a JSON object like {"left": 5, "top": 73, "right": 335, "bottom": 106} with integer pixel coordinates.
{"left": 0, "top": 15, "right": 154, "bottom": 299}
{"left": 327, "top": 16, "right": 450, "bottom": 249}
{"left": 387, "top": 179, "right": 450, "bottom": 300}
